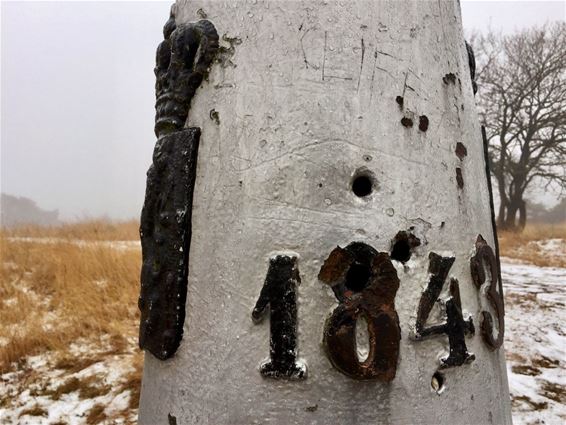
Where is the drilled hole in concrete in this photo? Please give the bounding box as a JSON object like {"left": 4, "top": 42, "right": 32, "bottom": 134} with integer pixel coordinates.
{"left": 390, "top": 231, "right": 421, "bottom": 263}
{"left": 391, "top": 240, "right": 411, "bottom": 263}
{"left": 431, "top": 371, "right": 445, "bottom": 393}
{"left": 352, "top": 175, "right": 373, "bottom": 197}
{"left": 345, "top": 263, "right": 371, "bottom": 292}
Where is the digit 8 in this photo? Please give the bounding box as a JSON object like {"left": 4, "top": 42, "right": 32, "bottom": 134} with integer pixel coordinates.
{"left": 318, "top": 242, "right": 401, "bottom": 381}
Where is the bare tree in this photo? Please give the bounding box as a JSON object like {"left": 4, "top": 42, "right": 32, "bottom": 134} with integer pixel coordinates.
{"left": 473, "top": 23, "right": 566, "bottom": 231}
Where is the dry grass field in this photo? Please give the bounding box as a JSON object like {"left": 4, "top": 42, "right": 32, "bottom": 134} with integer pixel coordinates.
{"left": 0, "top": 219, "right": 564, "bottom": 424}
{"left": 0, "top": 220, "right": 142, "bottom": 424}
{"left": 499, "top": 223, "right": 566, "bottom": 268}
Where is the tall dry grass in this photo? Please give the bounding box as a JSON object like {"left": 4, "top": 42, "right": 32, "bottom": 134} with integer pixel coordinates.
{"left": 0, "top": 218, "right": 563, "bottom": 421}
{"left": 0, "top": 220, "right": 143, "bottom": 422}
{"left": 3, "top": 218, "right": 140, "bottom": 241}
{"left": 0, "top": 235, "right": 141, "bottom": 370}
{"left": 498, "top": 222, "right": 566, "bottom": 267}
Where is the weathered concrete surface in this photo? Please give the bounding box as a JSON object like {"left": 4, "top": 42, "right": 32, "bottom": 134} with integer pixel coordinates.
{"left": 139, "top": 1, "right": 512, "bottom": 424}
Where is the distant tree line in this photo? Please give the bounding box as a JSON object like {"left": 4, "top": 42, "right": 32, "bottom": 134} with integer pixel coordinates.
{"left": 0, "top": 193, "right": 59, "bottom": 227}
{"left": 527, "top": 198, "right": 566, "bottom": 224}
{"left": 472, "top": 22, "right": 565, "bottom": 231}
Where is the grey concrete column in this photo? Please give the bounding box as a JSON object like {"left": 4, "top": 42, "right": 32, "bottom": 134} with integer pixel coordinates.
{"left": 139, "top": 1, "right": 513, "bottom": 424}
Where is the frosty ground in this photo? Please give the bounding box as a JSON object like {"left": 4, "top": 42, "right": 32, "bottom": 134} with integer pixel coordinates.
{"left": 502, "top": 257, "right": 565, "bottom": 424}
{"left": 0, "top": 231, "right": 564, "bottom": 424}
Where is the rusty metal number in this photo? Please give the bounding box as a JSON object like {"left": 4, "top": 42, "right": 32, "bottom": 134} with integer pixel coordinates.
{"left": 252, "top": 255, "right": 306, "bottom": 380}
{"left": 470, "top": 235, "right": 505, "bottom": 350}
{"left": 318, "top": 242, "right": 401, "bottom": 381}
{"left": 413, "top": 253, "right": 475, "bottom": 368}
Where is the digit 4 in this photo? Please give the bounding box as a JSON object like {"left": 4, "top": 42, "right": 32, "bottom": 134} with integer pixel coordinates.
{"left": 413, "top": 253, "right": 475, "bottom": 368}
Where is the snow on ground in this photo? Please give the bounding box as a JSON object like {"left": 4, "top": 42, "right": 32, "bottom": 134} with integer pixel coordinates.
{"left": 502, "top": 257, "right": 566, "bottom": 425}
{"left": 6, "top": 237, "right": 140, "bottom": 251}
{"left": 530, "top": 239, "right": 566, "bottom": 257}
{"left": 0, "top": 238, "right": 564, "bottom": 424}
{"left": 0, "top": 338, "right": 139, "bottom": 425}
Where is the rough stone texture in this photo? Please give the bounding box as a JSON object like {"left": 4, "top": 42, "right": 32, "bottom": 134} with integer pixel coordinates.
{"left": 139, "top": 1, "right": 512, "bottom": 424}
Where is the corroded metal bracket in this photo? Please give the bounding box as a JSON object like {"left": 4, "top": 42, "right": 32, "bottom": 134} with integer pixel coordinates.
{"left": 154, "top": 11, "right": 219, "bottom": 138}
{"left": 139, "top": 128, "right": 200, "bottom": 360}
{"left": 465, "top": 41, "right": 477, "bottom": 95}
{"left": 138, "top": 8, "right": 218, "bottom": 360}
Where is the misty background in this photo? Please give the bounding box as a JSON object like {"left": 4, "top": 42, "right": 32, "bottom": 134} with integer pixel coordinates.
{"left": 1, "top": 0, "right": 565, "bottom": 222}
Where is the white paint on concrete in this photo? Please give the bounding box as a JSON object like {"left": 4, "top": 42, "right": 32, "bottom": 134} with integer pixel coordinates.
{"left": 140, "top": 1, "right": 513, "bottom": 423}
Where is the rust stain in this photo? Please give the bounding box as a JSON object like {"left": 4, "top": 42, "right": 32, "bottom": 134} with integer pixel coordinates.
{"left": 418, "top": 115, "right": 429, "bottom": 132}
{"left": 401, "top": 117, "right": 413, "bottom": 128}
{"left": 443, "top": 72, "right": 457, "bottom": 85}
{"left": 320, "top": 243, "right": 401, "bottom": 381}
{"left": 456, "top": 168, "right": 464, "bottom": 189}
{"left": 455, "top": 142, "right": 468, "bottom": 160}
{"left": 318, "top": 247, "right": 353, "bottom": 289}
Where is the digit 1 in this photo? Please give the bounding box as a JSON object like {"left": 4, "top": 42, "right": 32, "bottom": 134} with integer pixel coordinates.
{"left": 252, "top": 254, "right": 307, "bottom": 380}
{"left": 470, "top": 235, "right": 505, "bottom": 350}
{"left": 413, "top": 253, "right": 475, "bottom": 368}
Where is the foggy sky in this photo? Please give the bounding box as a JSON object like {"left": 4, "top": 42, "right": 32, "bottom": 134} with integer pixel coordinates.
{"left": 1, "top": 1, "right": 564, "bottom": 220}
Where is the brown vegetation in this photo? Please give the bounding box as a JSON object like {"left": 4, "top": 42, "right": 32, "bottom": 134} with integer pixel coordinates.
{"left": 0, "top": 232, "right": 141, "bottom": 370}
{"left": 0, "top": 220, "right": 142, "bottom": 423}
{"left": 18, "top": 404, "right": 48, "bottom": 418}
{"left": 0, "top": 218, "right": 563, "bottom": 422}
{"left": 86, "top": 403, "right": 108, "bottom": 424}
{"left": 3, "top": 218, "right": 140, "bottom": 241}
{"left": 498, "top": 222, "right": 566, "bottom": 267}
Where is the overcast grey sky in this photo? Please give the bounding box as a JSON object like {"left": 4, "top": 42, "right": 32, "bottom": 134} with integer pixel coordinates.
{"left": 1, "top": 1, "right": 565, "bottom": 220}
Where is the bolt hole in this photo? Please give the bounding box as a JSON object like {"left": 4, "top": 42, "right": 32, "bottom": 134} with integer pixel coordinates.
{"left": 352, "top": 175, "right": 373, "bottom": 197}
{"left": 391, "top": 240, "right": 411, "bottom": 263}
{"left": 345, "top": 263, "right": 371, "bottom": 292}
{"left": 431, "top": 372, "right": 445, "bottom": 393}
{"left": 390, "top": 231, "right": 421, "bottom": 263}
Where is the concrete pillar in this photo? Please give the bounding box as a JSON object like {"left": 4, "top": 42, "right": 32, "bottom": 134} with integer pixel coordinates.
{"left": 139, "top": 1, "right": 513, "bottom": 424}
